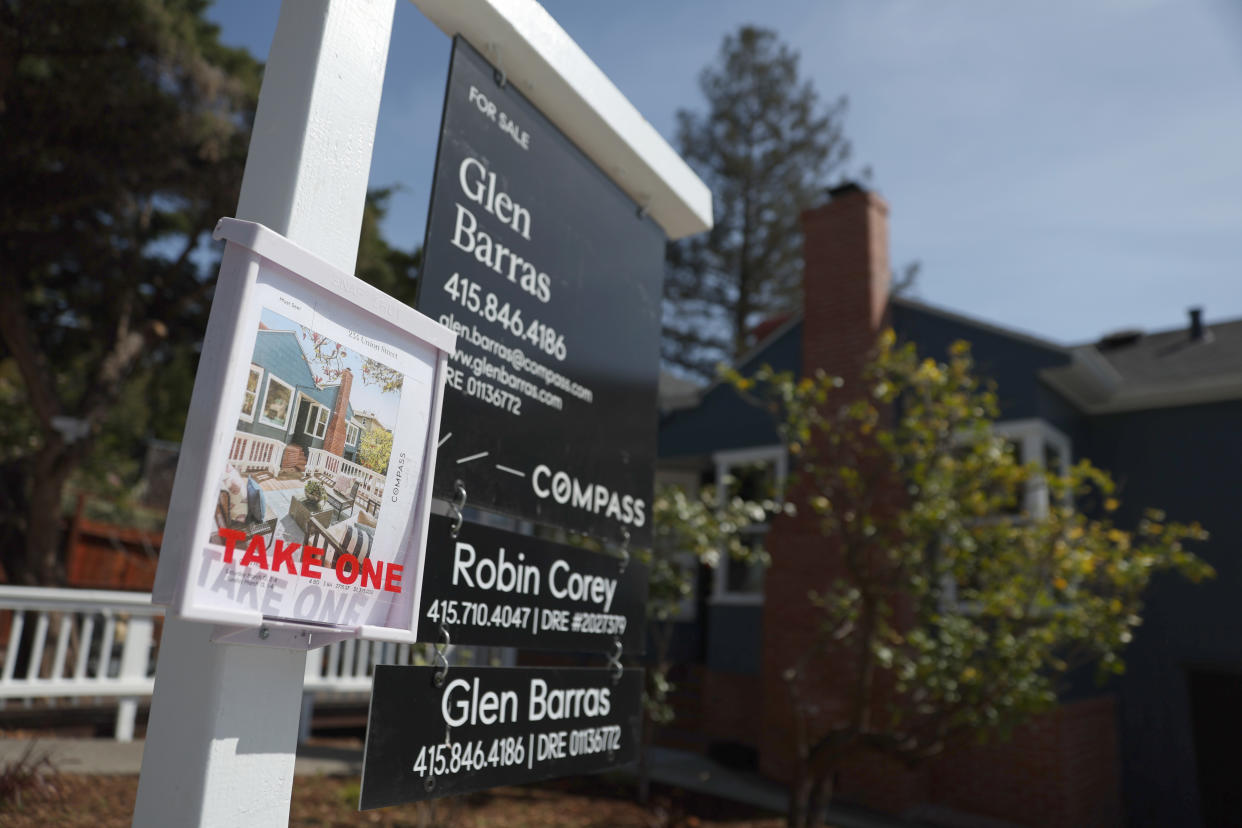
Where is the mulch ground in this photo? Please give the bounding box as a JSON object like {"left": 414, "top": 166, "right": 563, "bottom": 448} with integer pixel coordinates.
{"left": 0, "top": 771, "right": 787, "bottom": 827}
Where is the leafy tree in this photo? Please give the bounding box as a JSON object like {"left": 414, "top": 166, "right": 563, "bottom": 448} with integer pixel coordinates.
{"left": 0, "top": 0, "right": 261, "bottom": 584}
{"left": 355, "top": 187, "right": 421, "bottom": 308}
{"left": 358, "top": 359, "right": 404, "bottom": 394}
{"left": 358, "top": 427, "right": 393, "bottom": 476}
{"left": 665, "top": 26, "right": 851, "bottom": 377}
{"left": 301, "top": 329, "right": 404, "bottom": 394}
{"left": 644, "top": 485, "right": 772, "bottom": 716}
{"left": 727, "top": 331, "right": 1212, "bottom": 828}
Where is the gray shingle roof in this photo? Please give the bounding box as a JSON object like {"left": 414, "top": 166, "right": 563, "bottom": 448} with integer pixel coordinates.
{"left": 1041, "top": 316, "right": 1242, "bottom": 413}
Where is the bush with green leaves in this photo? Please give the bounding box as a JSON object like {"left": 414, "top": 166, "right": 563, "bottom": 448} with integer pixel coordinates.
{"left": 726, "top": 330, "right": 1212, "bottom": 827}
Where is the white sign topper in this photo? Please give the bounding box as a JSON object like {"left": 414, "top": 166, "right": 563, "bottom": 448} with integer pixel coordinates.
{"left": 152, "top": 218, "right": 456, "bottom": 645}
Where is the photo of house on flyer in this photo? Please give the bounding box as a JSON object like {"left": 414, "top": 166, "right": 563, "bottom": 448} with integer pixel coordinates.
{"left": 217, "top": 306, "right": 401, "bottom": 555}
{"left": 188, "top": 287, "right": 438, "bottom": 633}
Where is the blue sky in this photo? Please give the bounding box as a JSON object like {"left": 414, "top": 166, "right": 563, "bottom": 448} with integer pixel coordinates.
{"left": 207, "top": 0, "right": 1242, "bottom": 347}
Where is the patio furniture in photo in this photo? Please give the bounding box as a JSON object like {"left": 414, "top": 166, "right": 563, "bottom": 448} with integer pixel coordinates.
{"left": 214, "top": 485, "right": 278, "bottom": 546}
{"left": 304, "top": 509, "right": 377, "bottom": 567}
{"left": 324, "top": 476, "right": 361, "bottom": 521}
{"left": 358, "top": 490, "right": 381, "bottom": 517}
{"left": 288, "top": 494, "right": 337, "bottom": 540}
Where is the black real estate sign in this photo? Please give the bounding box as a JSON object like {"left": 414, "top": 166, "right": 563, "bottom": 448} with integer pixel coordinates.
{"left": 415, "top": 514, "right": 648, "bottom": 653}
{"left": 367, "top": 36, "right": 665, "bottom": 812}
{"left": 416, "top": 37, "right": 664, "bottom": 547}
{"left": 360, "top": 666, "right": 643, "bottom": 809}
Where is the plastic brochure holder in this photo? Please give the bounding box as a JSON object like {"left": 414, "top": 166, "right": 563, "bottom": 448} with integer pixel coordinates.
{"left": 151, "top": 218, "right": 456, "bottom": 649}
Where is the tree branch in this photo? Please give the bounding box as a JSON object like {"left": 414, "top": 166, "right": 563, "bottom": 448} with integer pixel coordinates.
{"left": 76, "top": 219, "right": 215, "bottom": 428}
{"left": 0, "top": 272, "right": 63, "bottom": 434}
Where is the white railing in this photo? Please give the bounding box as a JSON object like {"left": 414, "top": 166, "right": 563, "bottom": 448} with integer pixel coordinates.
{"left": 229, "top": 431, "right": 285, "bottom": 476}
{"left": 305, "top": 447, "right": 386, "bottom": 500}
{"left": 0, "top": 586, "right": 508, "bottom": 743}
{"left": 0, "top": 586, "right": 159, "bottom": 742}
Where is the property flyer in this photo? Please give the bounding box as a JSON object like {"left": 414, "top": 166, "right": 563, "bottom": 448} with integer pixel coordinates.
{"left": 187, "top": 267, "right": 438, "bottom": 632}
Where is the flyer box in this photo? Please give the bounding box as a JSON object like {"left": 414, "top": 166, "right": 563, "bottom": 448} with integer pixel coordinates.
{"left": 152, "top": 218, "right": 456, "bottom": 645}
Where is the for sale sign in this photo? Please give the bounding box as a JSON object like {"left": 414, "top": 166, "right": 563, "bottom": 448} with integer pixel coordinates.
{"left": 416, "top": 38, "right": 664, "bottom": 547}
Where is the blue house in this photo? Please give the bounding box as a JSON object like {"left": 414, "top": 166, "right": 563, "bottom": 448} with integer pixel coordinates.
{"left": 658, "top": 183, "right": 1238, "bottom": 826}
{"left": 230, "top": 324, "right": 363, "bottom": 476}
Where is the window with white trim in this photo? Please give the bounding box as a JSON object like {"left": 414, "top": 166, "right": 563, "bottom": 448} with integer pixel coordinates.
{"left": 992, "top": 419, "right": 1071, "bottom": 519}
{"left": 259, "top": 374, "right": 294, "bottom": 429}
{"left": 942, "top": 418, "right": 1072, "bottom": 610}
{"left": 711, "top": 445, "right": 787, "bottom": 605}
{"left": 239, "top": 365, "right": 262, "bottom": 422}
{"left": 654, "top": 468, "right": 703, "bottom": 623}
{"left": 346, "top": 423, "right": 361, "bottom": 446}
{"left": 305, "top": 405, "right": 329, "bottom": 440}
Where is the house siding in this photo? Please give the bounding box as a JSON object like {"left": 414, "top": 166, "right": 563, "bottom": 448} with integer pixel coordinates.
{"left": 705, "top": 604, "right": 763, "bottom": 674}
{"left": 892, "top": 302, "right": 1074, "bottom": 420}
{"left": 237, "top": 329, "right": 355, "bottom": 463}
{"left": 1084, "top": 399, "right": 1242, "bottom": 827}
{"left": 659, "top": 321, "right": 801, "bottom": 460}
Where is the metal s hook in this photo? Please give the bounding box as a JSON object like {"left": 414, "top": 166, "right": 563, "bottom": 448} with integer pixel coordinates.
{"left": 618, "top": 527, "right": 630, "bottom": 573}
{"left": 448, "top": 480, "right": 467, "bottom": 538}
{"left": 607, "top": 637, "right": 623, "bottom": 684}
{"left": 433, "top": 624, "right": 452, "bottom": 688}
{"left": 428, "top": 625, "right": 453, "bottom": 793}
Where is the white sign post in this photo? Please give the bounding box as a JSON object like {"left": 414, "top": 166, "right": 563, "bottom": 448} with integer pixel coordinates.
{"left": 133, "top": 1, "right": 711, "bottom": 825}
{"left": 133, "top": 2, "right": 397, "bottom": 825}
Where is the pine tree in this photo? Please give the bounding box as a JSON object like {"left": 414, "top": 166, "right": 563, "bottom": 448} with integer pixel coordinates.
{"left": 355, "top": 187, "right": 421, "bottom": 308}
{"left": 0, "top": 0, "right": 261, "bottom": 583}
{"left": 665, "top": 26, "right": 851, "bottom": 377}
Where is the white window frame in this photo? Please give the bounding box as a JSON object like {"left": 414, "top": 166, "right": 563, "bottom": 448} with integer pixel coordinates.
{"left": 942, "top": 418, "right": 1073, "bottom": 611}
{"left": 304, "top": 404, "right": 329, "bottom": 440}
{"left": 710, "top": 445, "right": 787, "bottom": 606}
{"left": 346, "top": 422, "right": 361, "bottom": 447}
{"left": 992, "top": 418, "right": 1072, "bottom": 519}
{"left": 258, "top": 374, "right": 295, "bottom": 429}
{"left": 653, "top": 468, "right": 704, "bottom": 623}
{"left": 239, "top": 364, "right": 262, "bottom": 423}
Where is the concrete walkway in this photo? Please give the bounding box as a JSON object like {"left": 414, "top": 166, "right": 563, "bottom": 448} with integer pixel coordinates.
{"left": 639, "top": 746, "right": 910, "bottom": 828}
{"left": 0, "top": 738, "right": 912, "bottom": 827}
{"left": 0, "top": 737, "right": 361, "bottom": 777}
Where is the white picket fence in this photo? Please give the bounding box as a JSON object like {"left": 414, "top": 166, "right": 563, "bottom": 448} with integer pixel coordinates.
{"left": 0, "top": 585, "right": 506, "bottom": 743}
{"left": 229, "top": 431, "right": 286, "bottom": 476}
{"left": 306, "top": 447, "right": 386, "bottom": 500}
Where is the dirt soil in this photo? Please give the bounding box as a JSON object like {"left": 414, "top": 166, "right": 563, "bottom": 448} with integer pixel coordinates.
{"left": 0, "top": 772, "right": 787, "bottom": 827}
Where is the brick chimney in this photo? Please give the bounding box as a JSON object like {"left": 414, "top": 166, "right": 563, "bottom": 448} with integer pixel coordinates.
{"left": 757, "top": 183, "right": 910, "bottom": 799}
{"left": 800, "top": 182, "right": 892, "bottom": 383}
{"left": 323, "top": 368, "right": 352, "bottom": 457}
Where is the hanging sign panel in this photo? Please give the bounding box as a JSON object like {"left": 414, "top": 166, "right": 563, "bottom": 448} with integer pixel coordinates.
{"left": 416, "top": 37, "right": 664, "bottom": 547}
{"left": 415, "top": 515, "right": 647, "bottom": 653}
{"left": 152, "top": 219, "right": 455, "bottom": 643}
{"left": 360, "top": 665, "right": 643, "bottom": 809}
